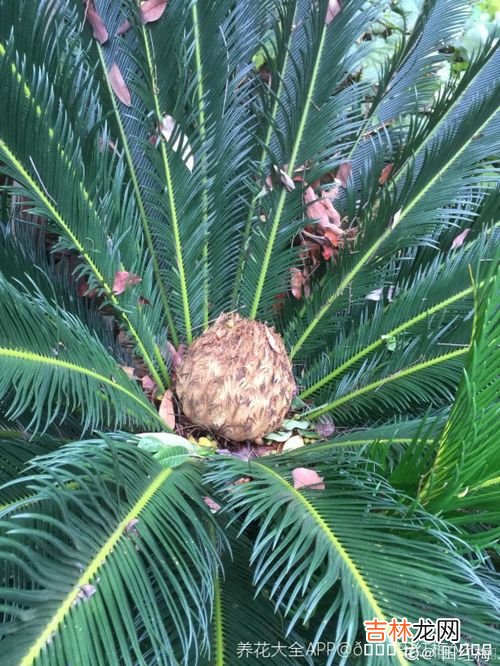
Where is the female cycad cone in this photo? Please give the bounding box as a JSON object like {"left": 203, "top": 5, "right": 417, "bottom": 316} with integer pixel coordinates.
{"left": 175, "top": 313, "right": 295, "bottom": 441}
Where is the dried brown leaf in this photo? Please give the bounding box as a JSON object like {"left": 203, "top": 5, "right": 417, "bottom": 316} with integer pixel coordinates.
{"left": 290, "top": 267, "right": 304, "bottom": 300}
{"left": 379, "top": 163, "right": 393, "bottom": 185}
{"left": 304, "top": 186, "right": 342, "bottom": 233}
{"left": 84, "top": 0, "right": 109, "bottom": 44}
{"left": 108, "top": 63, "right": 132, "bottom": 106}
{"left": 141, "top": 0, "right": 168, "bottom": 23}
{"left": 117, "top": 0, "right": 168, "bottom": 35}
{"left": 159, "top": 389, "right": 175, "bottom": 429}
{"left": 166, "top": 341, "right": 186, "bottom": 370}
{"left": 203, "top": 496, "right": 221, "bottom": 513}
{"left": 292, "top": 467, "right": 325, "bottom": 490}
{"left": 140, "top": 374, "right": 156, "bottom": 393}
{"left": 112, "top": 271, "right": 142, "bottom": 295}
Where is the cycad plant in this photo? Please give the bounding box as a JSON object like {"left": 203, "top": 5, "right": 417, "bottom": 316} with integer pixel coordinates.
{"left": 0, "top": 0, "right": 499, "bottom": 664}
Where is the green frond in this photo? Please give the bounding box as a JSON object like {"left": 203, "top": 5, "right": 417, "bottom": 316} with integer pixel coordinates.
{"left": 286, "top": 46, "right": 500, "bottom": 359}
{"left": 239, "top": 0, "right": 391, "bottom": 319}
{"left": 298, "top": 233, "right": 496, "bottom": 425}
{"left": 199, "top": 527, "right": 313, "bottom": 666}
{"left": 0, "top": 275, "right": 163, "bottom": 433}
{"left": 208, "top": 455, "right": 500, "bottom": 664}
{"left": 420, "top": 255, "right": 500, "bottom": 544}
{"left": 0, "top": 437, "right": 221, "bottom": 666}
{"left": 0, "top": 14, "right": 171, "bottom": 389}
{"left": 0, "top": 434, "right": 62, "bottom": 511}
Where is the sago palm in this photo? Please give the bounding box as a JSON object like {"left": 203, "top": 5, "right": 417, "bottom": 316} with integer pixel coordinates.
{"left": 0, "top": 0, "right": 499, "bottom": 664}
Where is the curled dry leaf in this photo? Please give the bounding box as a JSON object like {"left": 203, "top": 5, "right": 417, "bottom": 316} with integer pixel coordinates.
{"left": 84, "top": 0, "right": 108, "bottom": 44}
{"left": 113, "top": 271, "right": 142, "bottom": 295}
{"left": 233, "top": 477, "right": 251, "bottom": 485}
{"left": 326, "top": 0, "right": 341, "bottom": 24}
{"left": 379, "top": 163, "right": 393, "bottom": 185}
{"left": 451, "top": 228, "right": 470, "bottom": 249}
{"left": 160, "top": 115, "right": 194, "bottom": 172}
{"left": 292, "top": 467, "right": 325, "bottom": 490}
{"left": 203, "top": 497, "right": 221, "bottom": 513}
{"left": 159, "top": 389, "right": 175, "bottom": 429}
{"left": 117, "top": 0, "right": 168, "bottom": 36}
{"left": 304, "top": 186, "right": 341, "bottom": 227}
{"left": 108, "top": 63, "right": 132, "bottom": 107}
{"left": 290, "top": 267, "right": 304, "bottom": 300}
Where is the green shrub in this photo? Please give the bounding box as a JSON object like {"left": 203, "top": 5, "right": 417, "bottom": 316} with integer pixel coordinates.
{"left": 0, "top": 1, "right": 498, "bottom": 664}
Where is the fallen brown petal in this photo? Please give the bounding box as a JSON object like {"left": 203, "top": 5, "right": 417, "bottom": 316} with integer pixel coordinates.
{"left": 108, "top": 63, "right": 132, "bottom": 107}
{"left": 116, "top": 19, "right": 132, "bottom": 36}
{"left": 451, "top": 228, "right": 470, "bottom": 250}
{"left": 292, "top": 467, "right": 325, "bottom": 490}
{"left": 84, "top": 0, "right": 108, "bottom": 44}
{"left": 159, "top": 389, "right": 175, "bottom": 429}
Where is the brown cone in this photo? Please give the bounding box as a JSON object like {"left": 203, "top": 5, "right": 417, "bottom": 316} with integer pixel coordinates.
{"left": 175, "top": 313, "right": 295, "bottom": 441}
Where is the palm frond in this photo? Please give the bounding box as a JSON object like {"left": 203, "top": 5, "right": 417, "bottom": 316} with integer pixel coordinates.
{"left": 286, "top": 46, "right": 500, "bottom": 359}
{"left": 238, "top": 0, "right": 391, "bottom": 319}
{"left": 0, "top": 2, "right": 170, "bottom": 388}
{"left": 0, "top": 436, "right": 221, "bottom": 666}
{"left": 420, "top": 255, "right": 500, "bottom": 545}
{"left": 208, "top": 454, "right": 500, "bottom": 664}
{"left": 297, "top": 233, "right": 496, "bottom": 425}
{"left": 0, "top": 275, "right": 162, "bottom": 433}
